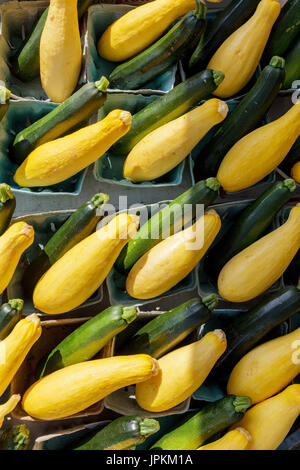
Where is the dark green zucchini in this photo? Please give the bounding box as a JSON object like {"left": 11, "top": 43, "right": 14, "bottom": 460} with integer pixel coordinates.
{"left": 0, "top": 184, "right": 16, "bottom": 236}
{"left": 283, "top": 35, "right": 300, "bottom": 89}
{"left": 205, "top": 179, "right": 296, "bottom": 279}
{"left": 216, "top": 286, "right": 300, "bottom": 373}
{"left": 0, "top": 86, "right": 10, "bottom": 123}
{"left": 193, "top": 56, "right": 286, "bottom": 180}
{"left": 72, "top": 416, "right": 160, "bottom": 450}
{"left": 0, "top": 425, "right": 30, "bottom": 450}
{"left": 0, "top": 299, "right": 23, "bottom": 341}
{"left": 150, "top": 395, "right": 251, "bottom": 450}
{"left": 111, "top": 68, "right": 224, "bottom": 156}
{"left": 265, "top": 0, "right": 300, "bottom": 59}
{"left": 189, "top": 0, "right": 260, "bottom": 70}
{"left": 280, "top": 136, "right": 300, "bottom": 174}
{"left": 115, "top": 177, "right": 220, "bottom": 273}
{"left": 120, "top": 296, "right": 217, "bottom": 359}
{"left": 21, "top": 193, "right": 109, "bottom": 298}
{"left": 12, "top": 0, "right": 93, "bottom": 82}
{"left": 39, "top": 305, "right": 137, "bottom": 377}
{"left": 109, "top": 0, "right": 207, "bottom": 90}
{"left": 11, "top": 77, "right": 109, "bottom": 164}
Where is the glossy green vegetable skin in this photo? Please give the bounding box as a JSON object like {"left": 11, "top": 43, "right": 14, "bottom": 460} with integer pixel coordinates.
{"left": 216, "top": 286, "right": 300, "bottom": 373}
{"left": 72, "top": 416, "right": 160, "bottom": 450}
{"left": 12, "top": 78, "right": 109, "bottom": 164}
{"left": 265, "top": 0, "right": 300, "bottom": 59}
{"left": 151, "top": 396, "right": 251, "bottom": 450}
{"left": 189, "top": 0, "right": 260, "bottom": 70}
{"left": 0, "top": 184, "right": 16, "bottom": 237}
{"left": 120, "top": 296, "right": 217, "bottom": 359}
{"left": 283, "top": 35, "right": 300, "bottom": 89}
{"left": 194, "top": 56, "right": 286, "bottom": 179}
{"left": 109, "top": 1, "right": 207, "bottom": 90}
{"left": 0, "top": 299, "right": 23, "bottom": 341}
{"left": 0, "top": 425, "right": 30, "bottom": 450}
{"left": 205, "top": 179, "right": 296, "bottom": 279}
{"left": 12, "top": 0, "right": 93, "bottom": 82}
{"left": 115, "top": 178, "right": 221, "bottom": 273}
{"left": 111, "top": 69, "right": 224, "bottom": 156}
{"left": 21, "top": 193, "right": 109, "bottom": 298}
{"left": 39, "top": 305, "right": 137, "bottom": 377}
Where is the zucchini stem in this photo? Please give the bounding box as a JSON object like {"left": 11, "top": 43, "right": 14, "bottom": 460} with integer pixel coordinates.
{"left": 269, "top": 56, "right": 285, "bottom": 69}
{"left": 122, "top": 306, "right": 137, "bottom": 324}
{"left": 95, "top": 76, "right": 110, "bottom": 93}
{"left": 202, "top": 294, "right": 218, "bottom": 311}
{"left": 8, "top": 299, "right": 24, "bottom": 312}
{"left": 283, "top": 178, "right": 297, "bottom": 192}
{"left": 0, "top": 184, "right": 14, "bottom": 204}
{"left": 90, "top": 192, "right": 109, "bottom": 208}
{"left": 205, "top": 177, "right": 221, "bottom": 192}
{"left": 233, "top": 396, "right": 252, "bottom": 413}
{"left": 139, "top": 418, "right": 160, "bottom": 437}
{"left": 194, "top": 0, "right": 207, "bottom": 20}
{"left": 212, "top": 70, "right": 225, "bottom": 87}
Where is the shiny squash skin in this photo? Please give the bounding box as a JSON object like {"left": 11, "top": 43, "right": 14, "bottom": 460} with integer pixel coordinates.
{"left": 291, "top": 161, "right": 300, "bottom": 184}
{"left": 218, "top": 204, "right": 300, "bottom": 302}
{"left": 126, "top": 209, "right": 221, "bottom": 300}
{"left": 135, "top": 329, "right": 227, "bottom": 412}
{"left": 0, "top": 395, "right": 20, "bottom": 428}
{"left": 0, "top": 222, "right": 34, "bottom": 294}
{"left": 233, "top": 385, "right": 300, "bottom": 450}
{"left": 197, "top": 427, "right": 252, "bottom": 450}
{"left": 208, "top": 0, "right": 281, "bottom": 98}
{"left": 22, "top": 355, "right": 159, "bottom": 420}
{"left": 14, "top": 110, "right": 132, "bottom": 188}
{"left": 33, "top": 214, "right": 139, "bottom": 315}
{"left": 123, "top": 99, "right": 228, "bottom": 182}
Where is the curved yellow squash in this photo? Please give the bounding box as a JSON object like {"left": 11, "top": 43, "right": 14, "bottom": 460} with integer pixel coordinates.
{"left": 126, "top": 209, "right": 221, "bottom": 299}
{"left": 218, "top": 204, "right": 300, "bottom": 302}
{"left": 228, "top": 327, "right": 300, "bottom": 404}
{"left": 291, "top": 161, "right": 300, "bottom": 184}
{"left": 0, "top": 222, "right": 34, "bottom": 294}
{"left": 123, "top": 99, "right": 228, "bottom": 182}
{"left": 217, "top": 103, "right": 300, "bottom": 192}
{"left": 0, "top": 314, "right": 41, "bottom": 397}
{"left": 232, "top": 385, "right": 300, "bottom": 450}
{"left": 208, "top": 0, "right": 281, "bottom": 98}
{"left": 40, "top": 0, "right": 82, "bottom": 103}
{"left": 136, "top": 329, "right": 227, "bottom": 412}
{"left": 14, "top": 110, "right": 132, "bottom": 188}
{"left": 98, "top": 0, "right": 197, "bottom": 62}
{"left": 33, "top": 213, "right": 139, "bottom": 314}
{"left": 22, "top": 355, "right": 158, "bottom": 420}
{"left": 0, "top": 395, "right": 20, "bottom": 428}
{"left": 197, "top": 427, "right": 252, "bottom": 450}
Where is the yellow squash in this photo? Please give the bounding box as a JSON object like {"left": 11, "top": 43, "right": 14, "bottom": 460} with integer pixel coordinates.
{"left": 14, "top": 110, "right": 132, "bottom": 188}
{"left": 228, "top": 327, "right": 300, "bottom": 404}
{"left": 126, "top": 209, "right": 221, "bottom": 299}
{"left": 98, "top": 0, "right": 197, "bottom": 62}
{"left": 0, "top": 314, "right": 41, "bottom": 397}
{"left": 40, "top": 0, "right": 82, "bottom": 103}
{"left": 291, "top": 161, "right": 300, "bottom": 184}
{"left": 136, "top": 329, "right": 227, "bottom": 412}
{"left": 123, "top": 99, "right": 228, "bottom": 182}
{"left": 218, "top": 204, "right": 300, "bottom": 302}
{"left": 208, "top": 0, "right": 281, "bottom": 98}
{"left": 217, "top": 103, "right": 300, "bottom": 192}
{"left": 33, "top": 213, "right": 139, "bottom": 315}
{"left": 0, "top": 222, "right": 34, "bottom": 294}
{"left": 197, "top": 427, "right": 252, "bottom": 450}
{"left": 232, "top": 385, "right": 300, "bottom": 450}
{"left": 0, "top": 395, "right": 20, "bottom": 428}
{"left": 22, "top": 355, "right": 158, "bottom": 420}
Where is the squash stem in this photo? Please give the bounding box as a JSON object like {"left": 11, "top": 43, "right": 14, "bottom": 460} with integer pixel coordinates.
{"left": 90, "top": 192, "right": 109, "bottom": 208}
{"left": 95, "top": 76, "right": 109, "bottom": 93}
{"left": 202, "top": 294, "right": 218, "bottom": 311}
{"left": 0, "top": 184, "right": 14, "bottom": 204}
{"left": 269, "top": 56, "right": 285, "bottom": 69}
{"left": 194, "top": 0, "right": 207, "bottom": 19}
{"left": 233, "top": 396, "right": 252, "bottom": 413}
{"left": 122, "top": 306, "right": 137, "bottom": 324}
{"left": 0, "top": 86, "right": 10, "bottom": 104}
{"left": 139, "top": 418, "right": 160, "bottom": 437}
{"left": 283, "top": 178, "right": 297, "bottom": 192}
{"left": 8, "top": 299, "right": 24, "bottom": 313}
{"left": 205, "top": 177, "right": 221, "bottom": 192}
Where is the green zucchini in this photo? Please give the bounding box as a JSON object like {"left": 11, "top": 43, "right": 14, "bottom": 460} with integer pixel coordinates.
{"left": 283, "top": 35, "right": 300, "bottom": 89}
{"left": 21, "top": 193, "right": 109, "bottom": 298}
{"left": 0, "top": 299, "right": 23, "bottom": 341}
{"left": 11, "top": 77, "right": 109, "bottom": 164}
{"left": 205, "top": 179, "right": 297, "bottom": 279}
{"left": 72, "top": 416, "right": 160, "bottom": 450}
{"left": 0, "top": 425, "right": 30, "bottom": 450}
{"left": 0, "top": 184, "right": 16, "bottom": 237}
{"left": 40, "top": 305, "right": 137, "bottom": 377}
{"left": 111, "top": 68, "right": 224, "bottom": 156}
{"left": 115, "top": 177, "right": 220, "bottom": 273}
{"left": 189, "top": 0, "right": 260, "bottom": 70}
{"left": 12, "top": 0, "right": 93, "bottom": 82}
{"left": 193, "top": 56, "right": 286, "bottom": 180}
{"left": 120, "top": 296, "right": 217, "bottom": 359}
{"left": 265, "top": 0, "right": 300, "bottom": 59}
{"left": 109, "top": 1, "right": 207, "bottom": 90}
{"left": 151, "top": 395, "right": 252, "bottom": 450}
{"left": 0, "top": 86, "right": 10, "bottom": 123}
{"left": 216, "top": 286, "right": 300, "bottom": 373}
